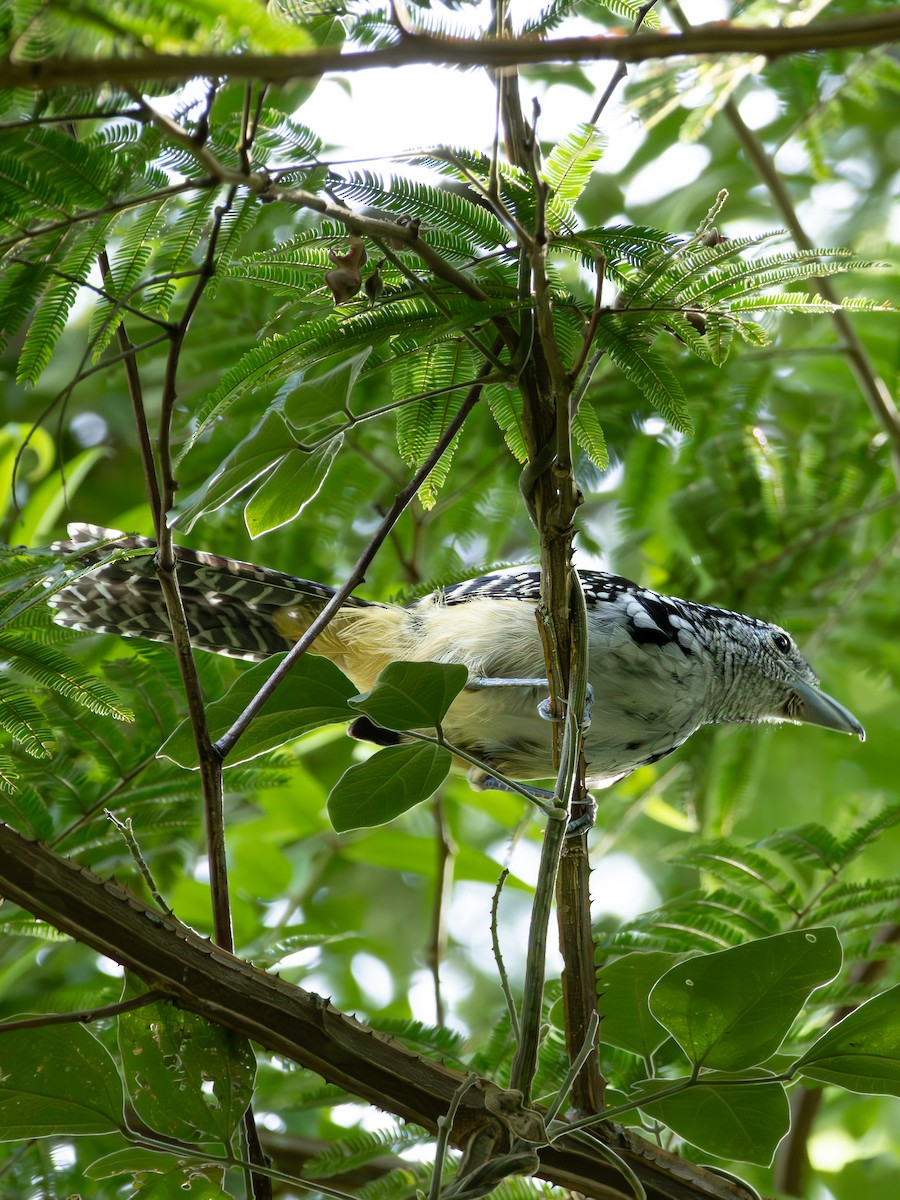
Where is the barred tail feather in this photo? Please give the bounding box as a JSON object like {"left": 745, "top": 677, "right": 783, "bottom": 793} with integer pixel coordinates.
{"left": 50, "top": 524, "right": 371, "bottom": 663}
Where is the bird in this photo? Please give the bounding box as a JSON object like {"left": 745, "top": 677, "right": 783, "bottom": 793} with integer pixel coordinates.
{"left": 49, "top": 524, "right": 865, "bottom": 791}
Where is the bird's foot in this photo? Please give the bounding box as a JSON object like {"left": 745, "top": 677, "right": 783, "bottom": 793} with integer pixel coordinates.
{"left": 468, "top": 770, "right": 596, "bottom": 837}
{"left": 466, "top": 677, "right": 594, "bottom": 731}
{"left": 537, "top": 683, "right": 594, "bottom": 731}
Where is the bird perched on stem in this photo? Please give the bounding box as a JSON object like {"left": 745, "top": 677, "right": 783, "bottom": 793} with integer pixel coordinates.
{"left": 50, "top": 524, "right": 865, "bottom": 791}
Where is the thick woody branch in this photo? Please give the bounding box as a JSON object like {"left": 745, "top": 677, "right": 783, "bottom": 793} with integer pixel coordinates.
{"left": 4, "top": 13, "right": 899, "bottom": 90}
{"left": 0, "top": 822, "right": 758, "bottom": 1200}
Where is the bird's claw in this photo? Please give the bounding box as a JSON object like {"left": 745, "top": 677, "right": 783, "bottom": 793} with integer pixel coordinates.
{"left": 565, "top": 792, "right": 597, "bottom": 837}
{"left": 538, "top": 682, "right": 594, "bottom": 731}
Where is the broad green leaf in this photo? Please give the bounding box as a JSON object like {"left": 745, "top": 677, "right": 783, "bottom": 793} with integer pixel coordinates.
{"left": 327, "top": 742, "right": 452, "bottom": 831}
{"left": 86, "top": 1146, "right": 191, "bottom": 1179}
{"left": 0, "top": 423, "right": 55, "bottom": 525}
{"left": 171, "top": 410, "right": 294, "bottom": 533}
{"left": 649, "top": 927, "right": 842, "bottom": 1070}
{"left": 350, "top": 661, "right": 469, "bottom": 730}
{"left": 796, "top": 984, "right": 900, "bottom": 1096}
{"left": 596, "top": 952, "right": 679, "bottom": 1056}
{"left": 0, "top": 1022, "right": 123, "bottom": 1138}
{"left": 85, "top": 1146, "right": 231, "bottom": 1196}
{"left": 244, "top": 435, "right": 343, "bottom": 538}
{"left": 631, "top": 1074, "right": 790, "bottom": 1166}
{"left": 280, "top": 346, "right": 372, "bottom": 430}
{"left": 118, "top": 979, "right": 255, "bottom": 1143}
{"left": 159, "top": 654, "right": 357, "bottom": 768}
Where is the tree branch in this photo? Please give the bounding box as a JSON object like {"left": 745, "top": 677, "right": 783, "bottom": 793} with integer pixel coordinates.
{"left": 0, "top": 822, "right": 759, "bottom": 1200}
{"left": 4, "top": 13, "right": 899, "bottom": 90}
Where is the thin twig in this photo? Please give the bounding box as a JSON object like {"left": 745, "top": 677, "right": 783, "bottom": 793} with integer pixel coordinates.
{"left": 0, "top": 991, "right": 167, "bottom": 1035}
{"left": 427, "top": 793, "right": 455, "bottom": 1027}
{"left": 543, "top": 1010, "right": 600, "bottom": 1125}
{"left": 0, "top": 180, "right": 209, "bottom": 253}
{"left": 588, "top": 1, "right": 662, "bottom": 125}
{"left": 490, "top": 868, "right": 520, "bottom": 1039}
{"left": 106, "top": 810, "right": 172, "bottom": 913}
{"left": 98, "top": 248, "right": 165, "bottom": 528}
{"left": 429, "top": 1073, "right": 478, "bottom": 1200}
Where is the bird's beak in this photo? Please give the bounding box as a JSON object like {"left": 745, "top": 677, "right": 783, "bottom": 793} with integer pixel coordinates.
{"left": 785, "top": 678, "right": 866, "bottom": 741}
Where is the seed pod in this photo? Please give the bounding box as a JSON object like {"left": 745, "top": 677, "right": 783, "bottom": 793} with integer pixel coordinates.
{"left": 324, "top": 237, "right": 367, "bottom": 304}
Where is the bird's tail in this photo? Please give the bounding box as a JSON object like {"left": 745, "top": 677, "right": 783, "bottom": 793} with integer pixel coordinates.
{"left": 50, "top": 524, "right": 374, "bottom": 663}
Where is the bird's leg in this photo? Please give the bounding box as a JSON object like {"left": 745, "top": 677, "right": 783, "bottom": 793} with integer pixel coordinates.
{"left": 468, "top": 768, "right": 555, "bottom": 801}
{"left": 464, "top": 679, "right": 596, "bottom": 833}
{"left": 465, "top": 677, "right": 594, "bottom": 729}
{"left": 565, "top": 792, "right": 597, "bottom": 836}
{"left": 470, "top": 768, "right": 596, "bottom": 835}
{"left": 465, "top": 676, "right": 549, "bottom": 690}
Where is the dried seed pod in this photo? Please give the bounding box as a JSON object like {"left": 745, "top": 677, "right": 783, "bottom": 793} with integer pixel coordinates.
{"left": 324, "top": 237, "right": 367, "bottom": 304}
{"left": 364, "top": 259, "right": 385, "bottom": 303}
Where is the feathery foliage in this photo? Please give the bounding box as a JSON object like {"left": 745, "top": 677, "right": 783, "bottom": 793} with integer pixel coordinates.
{"left": 0, "top": 2, "right": 897, "bottom": 1198}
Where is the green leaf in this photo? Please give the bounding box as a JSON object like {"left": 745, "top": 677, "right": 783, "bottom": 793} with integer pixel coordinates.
{"left": 0, "top": 631, "right": 134, "bottom": 721}
{"left": 541, "top": 123, "right": 605, "bottom": 207}
{"left": 13, "top": 446, "right": 108, "bottom": 546}
{"left": 85, "top": 1147, "right": 232, "bottom": 1196}
{"left": 596, "top": 952, "right": 679, "bottom": 1056}
{"left": 171, "top": 410, "right": 295, "bottom": 532}
{"left": 0, "top": 678, "right": 55, "bottom": 758}
{"left": 796, "top": 984, "right": 900, "bottom": 1096}
{"left": 0, "top": 1022, "right": 124, "bottom": 1137}
{"left": 244, "top": 435, "right": 343, "bottom": 538}
{"left": 631, "top": 1074, "right": 790, "bottom": 1166}
{"left": 572, "top": 401, "right": 609, "bottom": 470}
{"left": 280, "top": 346, "right": 372, "bottom": 430}
{"left": 349, "top": 661, "right": 469, "bottom": 730}
{"left": 595, "top": 317, "right": 693, "bottom": 434}
{"left": 649, "top": 927, "right": 842, "bottom": 1070}
{"left": 327, "top": 742, "right": 452, "bottom": 831}
{"left": 340, "top": 830, "right": 530, "bottom": 888}
{"left": 159, "top": 654, "right": 357, "bottom": 769}
{"left": 118, "top": 979, "right": 255, "bottom": 1143}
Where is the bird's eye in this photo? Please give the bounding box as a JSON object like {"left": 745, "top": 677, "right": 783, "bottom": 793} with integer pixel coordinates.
{"left": 772, "top": 631, "right": 792, "bottom": 654}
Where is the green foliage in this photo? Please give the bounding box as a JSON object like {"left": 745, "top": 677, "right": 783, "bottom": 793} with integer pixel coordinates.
{"left": 0, "top": 1, "right": 898, "bottom": 1197}
{"left": 161, "top": 654, "right": 358, "bottom": 768}
{"left": 118, "top": 980, "right": 256, "bottom": 1143}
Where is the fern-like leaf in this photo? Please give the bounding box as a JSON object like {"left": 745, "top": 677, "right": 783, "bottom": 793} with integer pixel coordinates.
{"left": 594, "top": 316, "right": 693, "bottom": 433}
{"left": 541, "top": 123, "right": 605, "bottom": 208}
{"left": 16, "top": 217, "right": 115, "bottom": 383}
{"left": 0, "top": 631, "right": 134, "bottom": 721}
{"left": 572, "top": 400, "right": 609, "bottom": 469}
{"left": 0, "top": 679, "right": 55, "bottom": 759}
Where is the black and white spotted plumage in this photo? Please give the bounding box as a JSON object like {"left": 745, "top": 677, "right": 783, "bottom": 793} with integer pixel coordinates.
{"left": 50, "top": 525, "right": 864, "bottom": 789}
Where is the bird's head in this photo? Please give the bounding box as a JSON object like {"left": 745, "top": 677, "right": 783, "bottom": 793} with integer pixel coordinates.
{"left": 711, "top": 614, "right": 865, "bottom": 741}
